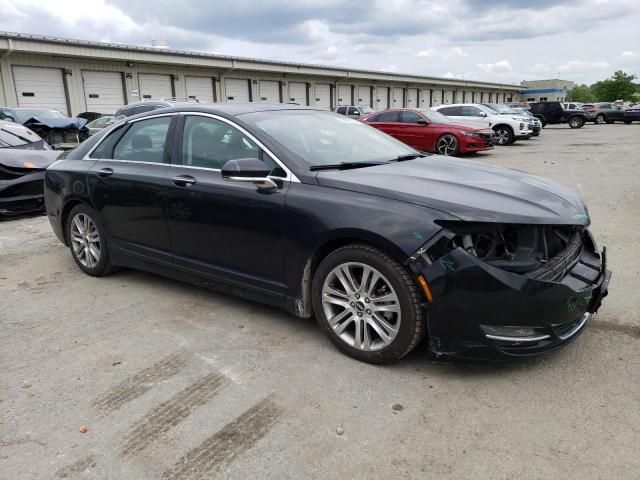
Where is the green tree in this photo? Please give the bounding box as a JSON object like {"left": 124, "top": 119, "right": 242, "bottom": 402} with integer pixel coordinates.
{"left": 568, "top": 84, "right": 595, "bottom": 102}
{"left": 590, "top": 71, "right": 638, "bottom": 101}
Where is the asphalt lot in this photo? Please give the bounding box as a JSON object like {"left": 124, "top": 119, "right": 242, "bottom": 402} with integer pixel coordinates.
{"left": 1, "top": 123, "right": 639, "bottom": 479}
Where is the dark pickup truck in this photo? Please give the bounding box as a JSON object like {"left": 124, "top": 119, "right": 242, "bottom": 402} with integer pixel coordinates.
{"left": 528, "top": 102, "right": 589, "bottom": 129}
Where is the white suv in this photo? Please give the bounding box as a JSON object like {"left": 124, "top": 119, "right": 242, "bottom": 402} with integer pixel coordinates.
{"left": 433, "top": 104, "right": 533, "bottom": 145}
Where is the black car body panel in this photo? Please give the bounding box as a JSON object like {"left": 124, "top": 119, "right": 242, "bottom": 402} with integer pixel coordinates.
{"left": 528, "top": 102, "right": 588, "bottom": 126}
{"left": 1, "top": 149, "right": 60, "bottom": 215}
{"left": 44, "top": 104, "right": 610, "bottom": 359}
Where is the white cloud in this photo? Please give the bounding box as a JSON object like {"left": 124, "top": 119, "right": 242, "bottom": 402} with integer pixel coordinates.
{"left": 530, "top": 60, "right": 611, "bottom": 74}
{"left": 476, "top": 60, "right": 513, "bottom": 73}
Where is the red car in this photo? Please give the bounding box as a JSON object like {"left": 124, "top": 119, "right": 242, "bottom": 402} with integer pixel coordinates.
{"left": 361, "top": 108, "right": 494, "bottom": 156}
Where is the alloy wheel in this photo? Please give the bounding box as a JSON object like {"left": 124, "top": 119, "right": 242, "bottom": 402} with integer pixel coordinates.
{"left": 70, "top": 213, "right": 101, "bottom": 268}
{"left": 595, "top": 114, "right": 605, "bottom": 124}
{"left": 495, "top": 129, "right": 511, "bottom": 145}
{"left": 321, "top": 262, "right": 401, "bottom": 352}
{"left": 436, "top": 135, "right": 458, "bottom": 155}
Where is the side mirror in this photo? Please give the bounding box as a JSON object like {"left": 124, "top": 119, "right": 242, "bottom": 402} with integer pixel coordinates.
{"left": 416, "top": 119, "right": 428, "bottom": 125}
{"left": 221, "top": 158, "right": 277, "bottom": 192}
{"left": 478, "top": 112, "right": 487, "bottom": 117}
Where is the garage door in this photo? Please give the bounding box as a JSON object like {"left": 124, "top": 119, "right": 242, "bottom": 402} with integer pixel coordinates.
{"left": 314, "top": 84, "right": 331, "bottom": 109}
{"left": 406, "top": 88, "right": 418, "bottom": 108}
{"left": 375, "top": 87, "right": 388, "bottom": 110}
{"left": 443, "top": 90, "right": 454, "bottom": 104}
{"left": 185, "top": 76, "right": 214, "bottom": 103}
{"left": 288, "top": 82, "right": 307, "bottom": 105}
{"left": 432, "top": 89, "right": 443, "bottom": 106}
{"left": 420, "top": 89, "right": 431, "bottom": 107}
{"left": 12, "top": 66, "right": 68, "bottom": 114}
{"left": 138, "top": 73, "right": 173, "bottom": 100}
{"left": 392, "top": 88, "right": 404, "bottom": 108}
{"left": 358, "top": 86, "right": 372, "bottom": 108}
{"left": 225, "top": 78, "right": 251, "bottom": 103}
{"left": 259, "top": 81, "right": 280, "bottom": 103}
{"left": 82, "top": 71, "right": 125, "bottom": 114}
{"left": 337, "top": 85, "right": 351, "bottom": 106}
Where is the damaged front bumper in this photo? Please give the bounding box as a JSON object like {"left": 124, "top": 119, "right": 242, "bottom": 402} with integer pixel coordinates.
{"left": 409, "top": 228, "right": 611, "bottom": 360}
{"left": 0, "top": 170, "right": 46, "bottom": 216}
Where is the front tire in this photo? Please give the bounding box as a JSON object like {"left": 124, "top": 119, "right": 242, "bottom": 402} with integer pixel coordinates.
{"left": 312, "top": 244, "right": 426, "bottom": 364}
{"left": 493, "top": 125, "right": 514, "bottom": 145}
{"left": 435, "top": 134, "right": 459, "bottom": 156}
{"left": 569, "top": 116, "right": 585, "bottom": 128}
{"left": 67, "top": 204, "right": 114, "bottom": 276}
{"left": 595, "top": 114, "right": 606, "bottom": 125}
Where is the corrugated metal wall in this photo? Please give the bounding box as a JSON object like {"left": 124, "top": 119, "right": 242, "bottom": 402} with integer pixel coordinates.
{"left": 0, "top": 50, "right": 519, "bottom": 115}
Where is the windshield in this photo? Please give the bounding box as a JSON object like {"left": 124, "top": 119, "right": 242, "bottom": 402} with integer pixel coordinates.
{"left": 513, "top": 108, "right": 533, "bottom": 117}
{"left": 360, "top": 106, "right": 374, "bottom": 114}
{"left": 14, "top": 109, "right": 68, "bottom": 123}
{"left": 418, "top": 109, "right": 454, "bottom": 124}
{"left": 242, "top": 110, "right": 416, "bottom": 167}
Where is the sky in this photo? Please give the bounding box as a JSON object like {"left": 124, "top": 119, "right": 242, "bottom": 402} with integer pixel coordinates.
{"left": 1, "top": 0, "right": 639, "bottom": 86}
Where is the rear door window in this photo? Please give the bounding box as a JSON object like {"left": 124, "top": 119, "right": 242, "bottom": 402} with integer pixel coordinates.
{"left": 438, "top": 106, "right": 462, "bottom": 116}
{"left": 367, "top": 111, "right": 400, "bottom": 122}
{"left": 112, "top": 116, "right": 173, "bottom": 163}
{"left": 336, "top": 107, "right": 347, "bottom": 115}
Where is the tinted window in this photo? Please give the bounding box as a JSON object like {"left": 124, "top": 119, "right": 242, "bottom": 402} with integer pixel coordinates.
{"left": 181, "top": 115, "right": 283, "bottom": 175}
{"left": 367, "top": 111, "right": 400, "bottom": 122}
{"left": 133, "top": 105, "right": 159, "bottom": 115}
{"left": 399, "top": 111, "right": 423, "bottom": 123}
{"left": 336, "top": 107, "right": 347, "bottom": 115}
{"left": 438, "top": 106, "right": 462, "bottom": 116}
{"left": 347, "top": 107, "right": 360, "bottom": 115}
{"left": 112, "top": 116, "right": 172, "bottom": 163}
{"left": 461, "top": 106, "right": 483, "bottom": 116}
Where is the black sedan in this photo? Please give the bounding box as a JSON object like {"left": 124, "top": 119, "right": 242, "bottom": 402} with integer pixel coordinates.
{"left": 623, "top": 105, "right": 640, "bottom": 124}
{"left": 44, "top": 104, "right": 611, "bottom": 363}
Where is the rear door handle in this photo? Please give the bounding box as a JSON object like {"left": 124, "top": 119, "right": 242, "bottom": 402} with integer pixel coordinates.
{"left": 172, "top": 175, "right": 197, "bottom": 187}
{"left": 97, "top": 167, "right": 114, "bottom": 178}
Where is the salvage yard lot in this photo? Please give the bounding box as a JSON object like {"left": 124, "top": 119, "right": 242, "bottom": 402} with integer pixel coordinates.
{"left": 1, "top": 124, "right": 639, "bottom": 479}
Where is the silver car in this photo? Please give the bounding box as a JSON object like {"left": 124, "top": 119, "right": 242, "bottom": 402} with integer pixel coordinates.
{"left": 334, "top": 105, "right": 374, "bottom": 118}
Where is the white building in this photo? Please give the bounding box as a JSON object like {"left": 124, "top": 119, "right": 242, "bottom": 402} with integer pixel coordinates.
{"left": 0, "top": 32, "right": 520, "bottom": 116}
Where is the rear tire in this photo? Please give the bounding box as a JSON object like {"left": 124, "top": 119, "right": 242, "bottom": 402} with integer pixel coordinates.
{"left": 67, "top": 204, "right": 114, "bottom": 277}
{"left": 312, "top": 244, "right": 426, "bottom": 364}
{"left": 569, "top": 117, "right": 585, "bottom": 129}
{"left": 624, "top": 120, "right": 632, "bottom": 125}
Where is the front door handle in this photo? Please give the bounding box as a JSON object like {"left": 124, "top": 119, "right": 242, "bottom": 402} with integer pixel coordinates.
{"left": 97, "top": 167, "right": 114, "bottom": 178}
{"left": 172, "top": 175, "right": 197, "bottom": 187}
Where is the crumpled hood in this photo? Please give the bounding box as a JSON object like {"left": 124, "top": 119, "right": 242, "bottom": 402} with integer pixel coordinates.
{"left": 23, "top": 117, "right": 87, "bottom": 130}
{"left": 315, "top": 156, "right": 589, "bottom": 225}
{"left": 0, "top": 149, "right": 61, "bottom": 170}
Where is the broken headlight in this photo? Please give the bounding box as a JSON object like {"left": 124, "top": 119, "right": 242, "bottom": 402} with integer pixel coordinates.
{"left": 412, "top": 222, "right": 584, "bottom": 274}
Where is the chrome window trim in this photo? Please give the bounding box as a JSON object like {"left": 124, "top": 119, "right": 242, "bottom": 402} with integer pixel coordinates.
{"left": 83, "top": 112, "right": 177, "bottom": 160}
{"left": 83, "top": 111, "right": 300, "bottom": 183}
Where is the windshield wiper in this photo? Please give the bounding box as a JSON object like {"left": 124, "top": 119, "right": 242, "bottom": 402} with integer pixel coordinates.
{"left": 309, "top": 161, "right": 386, "bottom": 171}
{"left": 388, "top": 153, "right": 427, "bottom": 162}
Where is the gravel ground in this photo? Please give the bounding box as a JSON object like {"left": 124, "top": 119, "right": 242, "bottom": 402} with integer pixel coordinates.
{"left": 1, "top": 123, "right": 639, "bottom": 480}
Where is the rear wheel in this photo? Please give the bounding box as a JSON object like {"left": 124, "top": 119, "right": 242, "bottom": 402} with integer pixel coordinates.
{"left": 67, "top": 204, "right": 114, "bottom": 276}
{"left": 624, "top": 120, "right": 632, "bottom": 125}
{"left": 595, "top": 114, "right": 606, "bottom": 125}
{"left": 312, "top": 244, "right": 425, "bottom": 364}
{"left": 569, "top": 116, "right": 585, "bottom": 128}
{"left": 493, "top": 125, "right": 514, "bottom": 145}
{"left": 435, "top": 134, "right": 459, "bottom": 156}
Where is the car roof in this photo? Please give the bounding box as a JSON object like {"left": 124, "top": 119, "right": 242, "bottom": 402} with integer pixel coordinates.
{"left": 152, "top": 102, "right": 324, "bottom": 116}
